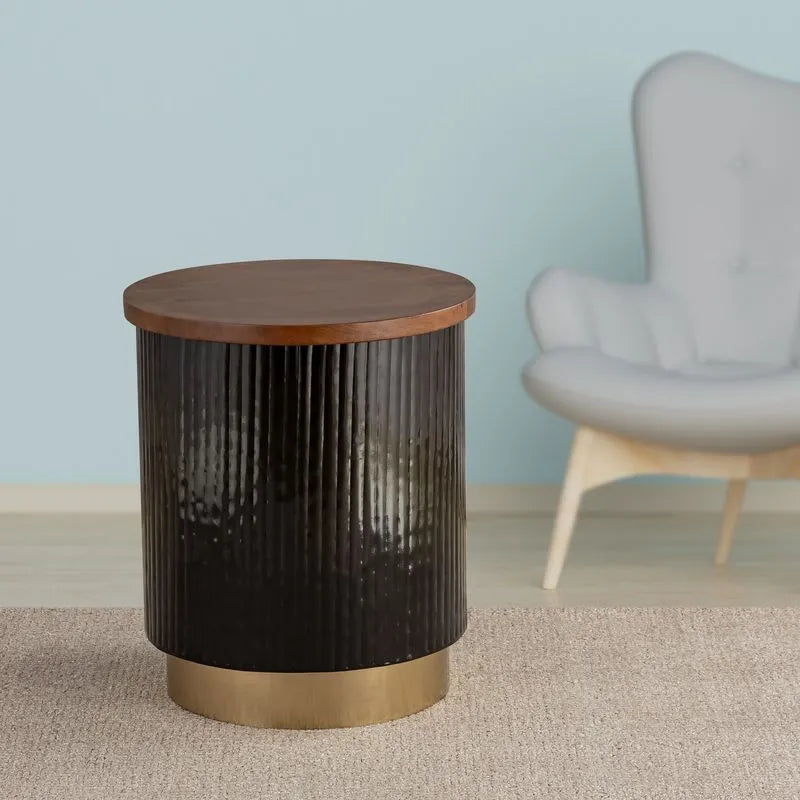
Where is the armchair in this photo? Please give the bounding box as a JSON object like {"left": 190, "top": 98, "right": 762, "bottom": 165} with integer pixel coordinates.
{"left": 523, "top": 52, "right": 800, "bottom": 588}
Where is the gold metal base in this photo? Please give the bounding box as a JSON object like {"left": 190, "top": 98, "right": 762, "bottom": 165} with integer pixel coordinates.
{"left": 166, "top": 649, "right": 450, "bottom": 729}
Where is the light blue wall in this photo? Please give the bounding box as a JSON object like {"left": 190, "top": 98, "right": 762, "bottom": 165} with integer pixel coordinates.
{"left": 2, "top": 1, "right": 800, "bottom": 484}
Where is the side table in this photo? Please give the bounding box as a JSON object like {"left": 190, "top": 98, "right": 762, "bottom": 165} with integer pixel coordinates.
{"left": 123, "top": 259, "right": 475, "bottom": 728}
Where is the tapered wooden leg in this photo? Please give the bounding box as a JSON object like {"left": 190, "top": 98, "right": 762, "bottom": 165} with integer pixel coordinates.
{"left": 715, "top": 479, "right": 747, "bottom": 566}
{"left": 542, "top": 428, "right": 594, "bottom": 590}
{"left": 537, "top": 428, "right": 800, "bottom": 587}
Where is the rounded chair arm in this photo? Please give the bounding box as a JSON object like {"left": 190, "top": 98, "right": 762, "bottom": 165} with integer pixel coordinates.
{"left": 526, "top": 268, "right": 696, "bottom": 369}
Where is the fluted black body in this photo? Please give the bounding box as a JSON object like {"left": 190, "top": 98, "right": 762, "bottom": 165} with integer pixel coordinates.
{"left": 136, "top": 327, "right": 466, "bottom": 672}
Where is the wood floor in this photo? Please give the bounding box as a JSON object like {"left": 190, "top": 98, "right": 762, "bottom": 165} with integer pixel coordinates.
{"left": 1, "top": 512, "right": 798, "bottom": 607}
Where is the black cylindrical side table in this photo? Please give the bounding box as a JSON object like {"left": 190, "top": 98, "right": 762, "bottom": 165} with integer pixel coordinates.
{"left": 123, "top": 259, "right": 475, "bottom": 728}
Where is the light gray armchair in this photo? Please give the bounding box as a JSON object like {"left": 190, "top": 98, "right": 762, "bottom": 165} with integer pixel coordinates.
{"left": 524, "top": 52, "right": 800, "bottom": 589}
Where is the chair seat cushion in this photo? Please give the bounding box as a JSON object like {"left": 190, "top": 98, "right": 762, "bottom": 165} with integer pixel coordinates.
{"left": 522, "top": 348, "right": 800, "bottom": 452}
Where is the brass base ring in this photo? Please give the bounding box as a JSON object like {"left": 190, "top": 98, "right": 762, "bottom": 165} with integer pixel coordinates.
{"left": 166, "top": 649, "right": 450, "bottom": 729}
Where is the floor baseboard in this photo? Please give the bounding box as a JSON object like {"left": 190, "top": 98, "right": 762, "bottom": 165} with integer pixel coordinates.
{"left": 0, "top": 481, "right": 798, "bottom": 515}
{"left": 0, "top": 485, "right": 142, "bottom": 514}
{"left": 468, "top": 482, "right": 800, "bottom": 515}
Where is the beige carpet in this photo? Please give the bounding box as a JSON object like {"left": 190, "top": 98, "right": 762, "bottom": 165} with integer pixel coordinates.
{"left": 1, "top": 609, "right": 799, "bottom": 800}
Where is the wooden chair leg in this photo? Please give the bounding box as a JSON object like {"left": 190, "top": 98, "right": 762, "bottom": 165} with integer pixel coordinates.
{"left": 542, "top": 428, "right": 594, "bottom": 589}
{"left": 715, "top": 479, "right": 747, "bottom": 565}
{"left": 538, "top": 427, "right": 799, "bottom": 587}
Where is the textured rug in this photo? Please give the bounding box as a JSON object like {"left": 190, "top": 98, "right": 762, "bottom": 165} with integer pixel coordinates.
{"left": 1, "top": 609, "right": 799, "bottom": 800}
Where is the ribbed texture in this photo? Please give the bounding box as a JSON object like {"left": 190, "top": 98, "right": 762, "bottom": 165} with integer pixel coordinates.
{"left": 136, "top": 327, "right": 466, "bottom": 672}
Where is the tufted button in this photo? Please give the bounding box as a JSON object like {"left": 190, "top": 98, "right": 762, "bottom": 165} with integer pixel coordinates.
{"left": 730, "top": 255, "right": 749, "bottom": 274}
{"left": 729, "top": 151, "right": 751, "bottom": 173}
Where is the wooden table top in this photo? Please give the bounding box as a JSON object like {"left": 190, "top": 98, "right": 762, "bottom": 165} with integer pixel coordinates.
{"left": 123, "top": 259, "right": 475, "bottom": 345}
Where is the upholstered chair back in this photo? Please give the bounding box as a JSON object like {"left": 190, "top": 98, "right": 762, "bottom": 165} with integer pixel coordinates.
{"left": 635, "top": 52, "right": 800, "bottom": 366}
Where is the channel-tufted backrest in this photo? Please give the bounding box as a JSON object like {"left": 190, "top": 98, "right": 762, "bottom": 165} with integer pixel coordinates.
{"left": 634, "top": 52, "right": 800, "bottom": 366}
